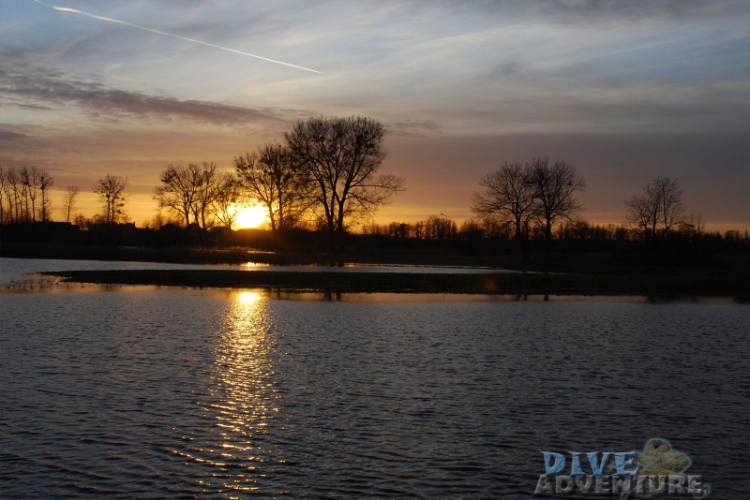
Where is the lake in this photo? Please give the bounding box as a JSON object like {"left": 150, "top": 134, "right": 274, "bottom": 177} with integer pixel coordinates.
{"left": 0, "top": 258, "right": 747, "bottom": 498}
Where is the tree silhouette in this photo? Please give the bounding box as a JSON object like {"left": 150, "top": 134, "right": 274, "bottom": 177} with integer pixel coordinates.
{"left": 235, "top": 143, "right": 310, "bottom": 232}
{"left": 424, "top": 214, "right": 457, "bottom": 240}
{"left": 0, "top": 165, "right": 5, "bottom": 225}
{"left": 20, "top": 166, "right": 35, "bottom": 223}
{"left": 625, "top": 176, "right": 685, "bottom": 244}
{"left": 94, "top": 174, "right": 128, "bottom": 225}
{"left": 63, "top": 185, "right": 79, "bottom": 223}
{"left": 38, "top": 169, "right": 54, "bottom": 222}
{"left": 155, "top": 162, "right": 228, "bottom": 238}
{"left": 193, "top": 162, "right": 222, "bottom": 237}
{"left": 472, "top": 162, "right": 537, "bottom": 267}
{"left": 3, "top": 167, "right": 21, "bottom": 224}
{"left": 286, "top": 116, "right": 404, "bottom": 252}
{"left": 154, "top": 164, "right": 202, "bottom": 227}
{"left": 212, "top": 172, "right": 241, "bottom": 229}
{"left": 529, "top": 157, "right": 585, "bottom": 265}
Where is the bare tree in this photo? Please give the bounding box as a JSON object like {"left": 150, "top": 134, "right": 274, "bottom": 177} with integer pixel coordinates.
{"left": 94, "top": 174, "right": 128, "bottom": 225}
{"left": 625, "top": 192, "right": 657, "bottom": 241}
{"left": 653, "top": 176, "right": 685, "bottom": 235}
{"left": 0, "top": 165, "right": 5, "bottom": 225}
{"left": 73, "top": 213, "right": 94, "bottom": 231}
{"left": 625, "top": 176, "right": 685, "bottom": 243}
{"left": 19, "top": 166, "right": 31, "bottom": 223}
{"left": 63, "top": 185, "right": 79, "bottom": 223}
{"left": 424, "top": 215, "right": 457, "bottom": 240}
{"left": 235, "top": 142, "right": 311, "bottom": 232}
{"left": 4, "top": 167, "right": 21, "bottom": 224}
{"left": 193, "top": 162, "right": 222, "bottom": 235}
{"left": 155, "top": 162, "right": 232, "bottom": 240}
{"left": 154, "top": 164, "right": 202, "bottom": 227}
{"left": 38, "top": 169, "right": 54, "bottom": 221}
{"left": 212, "top": 171, "right": 241, "bottom": 229}
{"left": 286, "top": 116, "right": 404, "bottom": 252}
{"left": 529, "top": 157, "right": 586, "bottom": 265}
{"left": 681, "top": 212, "right": 705, "bottom": 239}
{"left": 21, "top": 166, "right": 42, "bottom": 222}
{"left": 472, "top": 161, "right": 537, "bottom": 267}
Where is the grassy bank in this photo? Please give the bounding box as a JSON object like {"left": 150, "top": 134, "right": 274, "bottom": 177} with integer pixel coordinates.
{"left": 4, "top": 241, "right": 747, "bottom": 275}
{"left": 3, "top": 241, "right": 516, "bottom": 268}
{"left": 43, "top": 269, "right": 749, "bottom": 297}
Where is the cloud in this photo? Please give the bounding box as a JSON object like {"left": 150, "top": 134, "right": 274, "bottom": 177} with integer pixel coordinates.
{"left": 487, "top": 61, "right": 522, "bottom": 80}
{"left": 0, "top": 64, "right": 299, "bottom": 126}
{"left": 386, "top": 120, "right": 442, "bottom": 136}
{"left": 408, "top": 0, "right": 750, "bottom": 24}
{"left": 0, "top": 129, "right": 29, "bottom": 144}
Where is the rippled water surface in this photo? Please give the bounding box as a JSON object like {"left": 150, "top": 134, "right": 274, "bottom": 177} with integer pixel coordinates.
{"left": 0, "top": 281, "right": 748, "bottom": 498}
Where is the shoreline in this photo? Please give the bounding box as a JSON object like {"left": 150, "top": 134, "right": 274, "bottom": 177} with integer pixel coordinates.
{"left": 42, "top": 269, "right": 749, "bottom": 298}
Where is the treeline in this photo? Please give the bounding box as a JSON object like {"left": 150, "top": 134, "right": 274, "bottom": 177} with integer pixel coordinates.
{"left": 1, "top": 116, "right": 404, "bottom": 254}
{"left": 0, "top": 164, "right": 119, "bottom": 228}
{"left": 361, "top": 216, "right": 747, "bottom": 249}
{"left": 0, "top": 165, "right": 55, "bottom": 225}
{"left": 152, "top": 116, "right": 403, "bottom": 250}
{"left": 1, "top": 115, "right": 748, "bottom": 268}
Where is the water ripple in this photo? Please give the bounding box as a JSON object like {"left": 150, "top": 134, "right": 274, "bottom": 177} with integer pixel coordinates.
{"left": 0, "top": 290, "right": 747, "bottom": 498}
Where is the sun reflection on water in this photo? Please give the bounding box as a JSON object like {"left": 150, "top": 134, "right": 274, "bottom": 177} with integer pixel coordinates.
{"left": 235, "top": 290, "right": 263, "bottom": 303}
{"left": 196, "top": 290, "right": 283, "bottom": 493}
{"left": 240, "top": 262, "right": 271, "bottom": 269}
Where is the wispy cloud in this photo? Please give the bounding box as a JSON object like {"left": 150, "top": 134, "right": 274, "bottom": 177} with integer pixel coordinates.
{"left": 406, "top": 0, "right": 750, "bottom": 24}
{"left": 0, "top": 128, "right": 30, "bottom": 144}
{"left": 0, "top": 64, "right": 299, "bottom": 125}
{"left": 32, "top": 0, "right": 323, "bottom": 73}
{"left": 386, "top": 120, "right": 442, "bottom": 136}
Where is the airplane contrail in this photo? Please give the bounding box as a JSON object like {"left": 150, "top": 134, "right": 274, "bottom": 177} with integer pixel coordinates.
{"left": 31, "top": 0, "right": 323, "bottom": 74}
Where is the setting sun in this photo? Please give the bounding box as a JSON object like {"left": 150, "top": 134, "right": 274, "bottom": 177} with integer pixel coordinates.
{"left": 233, "top": 203, "right": 268, "bottom": 230}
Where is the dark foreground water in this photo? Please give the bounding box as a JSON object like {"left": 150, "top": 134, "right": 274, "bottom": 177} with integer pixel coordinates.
{"left": 0, "top": 288, "right": 747, "bottom": 499}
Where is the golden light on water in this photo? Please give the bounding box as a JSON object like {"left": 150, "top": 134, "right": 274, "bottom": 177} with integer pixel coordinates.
{"left": 233, "top": 203, "right": 268, "bottom": 230}
{"left": 241, "top": 262, "right": 270, "bottom": 269}
{"left": 236, "top": 291, "right": 263, "bottom": 303}
{"left": 196, "top": 290, "right": 279, "bottom": 489}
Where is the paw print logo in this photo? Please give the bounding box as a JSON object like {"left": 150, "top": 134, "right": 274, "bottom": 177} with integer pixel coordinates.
{"left": 636, "top": 439, "right": 691, "bottom": 476}
{"left": 633, "top": 439, "right": 710, "bottom": 498}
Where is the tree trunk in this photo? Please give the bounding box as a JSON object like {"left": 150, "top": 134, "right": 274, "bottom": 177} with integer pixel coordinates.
{"left": 544, "top": 220, "right": 552, "bottom": 268}
{"left": 519, "top": 235, "right": 530, "bottom": 269}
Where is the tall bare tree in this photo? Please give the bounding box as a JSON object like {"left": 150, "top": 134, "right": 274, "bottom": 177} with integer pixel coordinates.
{"left": 286, "top": 116, "right": 404, "bottom": 252}
{"left": 212, "top": 171, "right": 241, "bottom": 229}
{"left": 154, "top": 164, "right": 202, "bottom": 226}
{"left": 529, "top": 157, "right": 586, "bottom": 265}
{"left": 472, "top": 161, "right": 537, "bottom": 267}
{"left": 63, "top": 185, "right": 79, "bottom": 223}
{"left": 94, "top": 174, "right": 128, "bottom": 225}
{"left": 155, "top": 162, "right": 230, "bottom": 240}
{"left": 38, "top": 169, "right": 54, "bottom": 221}
{"left": 22, "top": 166, "right": 43, "bottom": 222}
{"left": 4, "top": 167, "right": 21, "bottom": 224}
{"left": 193, "top": 162, "right": 222, "bottom": 235}
{"left": 625, "top": 176, "right": 685, "bottom": 243}
{"left": 653, "top": 176, "right": 685, "bottom": 236}
{"left": 235, "top": 143, "right": 310, "bottom": 232}
{"left": 20, "top": 166, "right": 32, "bottom": 223}
{"left": 0, "top": 165, "right": 5, "bottom": 225}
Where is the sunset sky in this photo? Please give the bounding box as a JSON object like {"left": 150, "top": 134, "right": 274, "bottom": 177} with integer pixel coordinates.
{"left": 2, "top": 0, "right": 749, "bottom": 230}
